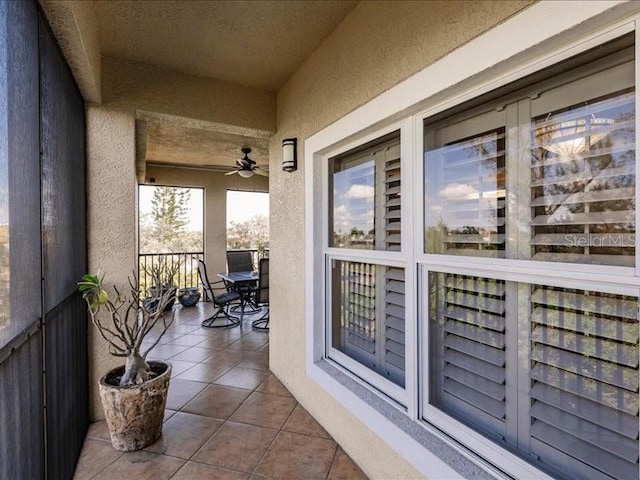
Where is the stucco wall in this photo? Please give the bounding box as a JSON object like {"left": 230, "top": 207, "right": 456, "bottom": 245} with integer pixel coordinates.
{"left": 144, "top": 165, "right": 268, "bottom": 278}
{"left": 269, "top": 1, "right": 533, "bottom": 478}
{"left": 86, "top": 106, "right": 137, "bottom": 420}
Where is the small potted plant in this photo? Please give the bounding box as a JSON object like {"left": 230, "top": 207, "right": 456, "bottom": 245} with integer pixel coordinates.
{"left": 77, "top": 258, "right": 181, "bottom": 451}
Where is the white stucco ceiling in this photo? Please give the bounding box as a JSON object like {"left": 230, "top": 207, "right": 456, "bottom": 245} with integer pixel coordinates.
{"left": 93, "top": 0, "right": 359, "bottom": 93}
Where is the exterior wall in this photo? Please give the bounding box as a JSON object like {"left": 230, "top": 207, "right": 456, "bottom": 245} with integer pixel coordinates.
{"left": 103, "top": 56, "right": 276, "bottom": 134}
{"left": 269, "top": 1, "right": 533, "bottom": 478}
{"left": 144, "top": 165, "right": 268, "bottom": 279}
{"left": 86, "top": 106, "right": 137, "bottom": 420}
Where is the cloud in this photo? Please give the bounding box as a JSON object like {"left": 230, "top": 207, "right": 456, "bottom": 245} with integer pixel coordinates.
{"left": 345, "top": 184, "right": 374, "bottom": 201}
{"left": 440, "top": 183, "right": 477, "bottom": 200}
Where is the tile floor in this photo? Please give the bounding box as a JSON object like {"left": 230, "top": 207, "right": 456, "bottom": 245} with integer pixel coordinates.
{"left": 73, "top": 302, "right": 368, "bottom": 480}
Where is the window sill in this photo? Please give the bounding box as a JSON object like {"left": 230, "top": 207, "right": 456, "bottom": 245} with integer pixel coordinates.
{"left": 310, "top": 358, "right": 507, "bottom": 480}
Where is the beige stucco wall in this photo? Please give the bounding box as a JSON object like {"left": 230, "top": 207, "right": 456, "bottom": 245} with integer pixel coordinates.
{"left": 86, "top": 106, "right": 137, "bottom": 419}
{"left": 102, "top": 56, "right": 276, "bottom": 135}
{"left": 144, "top": 165, "right": 268, "bottom": 278}
{"left": 269, "top": 1, "right": 533, "bottom": 478}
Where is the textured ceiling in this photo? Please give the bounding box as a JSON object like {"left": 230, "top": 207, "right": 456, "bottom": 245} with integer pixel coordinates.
{"left": 91, "top": 0, "right": 358, "bottom": 171}
{"left": 94, "top": 0, "right": 359, "bottom": 93}
{"left": 144, "top": 120, "right": 270, "bottom": 171}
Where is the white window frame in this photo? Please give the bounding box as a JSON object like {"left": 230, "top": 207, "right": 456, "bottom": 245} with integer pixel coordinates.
{"left": 305, "top": 3, "right": 640, "bottom": 478}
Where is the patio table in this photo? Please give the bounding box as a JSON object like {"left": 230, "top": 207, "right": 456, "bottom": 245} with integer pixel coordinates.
{"left": 218, "top": 270, "right": 259, "bottom": 323}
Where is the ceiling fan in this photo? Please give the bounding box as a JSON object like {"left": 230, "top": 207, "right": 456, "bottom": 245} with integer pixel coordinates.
{"left": 225, "top": 147, "right": 268, "bottom": 178}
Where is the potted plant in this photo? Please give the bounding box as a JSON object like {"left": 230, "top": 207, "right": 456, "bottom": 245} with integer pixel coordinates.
{"left": 77, "top": 259, "right": 181, "bottom": 451}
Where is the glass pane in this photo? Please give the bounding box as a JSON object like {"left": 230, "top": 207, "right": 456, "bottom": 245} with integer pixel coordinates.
{"left": 0, "top": 145, "right": 6, "bottom": 337}
{"left": 329, "top": 132, "right": 401, "bottom": 251}
{"left": 330, "top": 260, "right": 405, "bottom": 387}
{"left": 425, "top": 128, "right": 506, "bottom": 257}
{"left": 427, "top": 269, "right": 640, "bottom": 480}
{"left": 530, "top": 89, "right": 635, "bottom": 266}
{"left": 428, "top": 272, "right": 507, "bottom": 436}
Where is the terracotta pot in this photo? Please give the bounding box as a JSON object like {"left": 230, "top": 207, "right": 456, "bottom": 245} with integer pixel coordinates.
{"left": 98, "top": 361, "right": 172, "bottom": 451}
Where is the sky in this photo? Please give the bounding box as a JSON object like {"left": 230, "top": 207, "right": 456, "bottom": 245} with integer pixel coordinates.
{"left": 139, "top": 186, "right": 269, "bottom": 231}
{"left": 226, "top": 190, "right": 269, "bottom": 226}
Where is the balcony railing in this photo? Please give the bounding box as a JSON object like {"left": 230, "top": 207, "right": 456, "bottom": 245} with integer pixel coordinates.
{"left": 138, "top": 249, "right": 269, "bottom": 298}
{"left": 138, "top": 251, "right": 204, "bottom": 296}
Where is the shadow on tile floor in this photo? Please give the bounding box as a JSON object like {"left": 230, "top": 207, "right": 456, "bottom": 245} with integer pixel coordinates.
{"left": 73, "top": 302, "right": 368, "bottom": 480}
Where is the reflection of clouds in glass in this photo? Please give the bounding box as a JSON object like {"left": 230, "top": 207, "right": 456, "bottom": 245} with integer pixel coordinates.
{"left": 345, "top": 184, "right": 374, "bottom": 201}
{"left": 440, "top": 182, "right": 477, "bottom": 200}
{"left": 429, "top": 205, "right": 442, "bottom": 213}
{"left": 334, "top": 204, "right": 374, "bottom": 230}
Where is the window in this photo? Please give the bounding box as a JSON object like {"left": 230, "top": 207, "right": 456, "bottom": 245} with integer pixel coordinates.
{"left": 423, "top": 37, "right": 638, "bottom": 480}
{"left": 330, "top": 132, "right": 401, "bottom": 251}
{"left": 326, "top": 131, "right": 406, "bottom": 398}
{"left": 311, "top": 12, "right": 640, "bottom": 480}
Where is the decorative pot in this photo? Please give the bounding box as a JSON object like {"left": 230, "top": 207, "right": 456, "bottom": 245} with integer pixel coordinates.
{"left": 98, "top": 361, "right": 172, "bottom": 452}
{"left": 146, "top": 285, "right": 177, "bottom": 312}
{"left": 178, "top": 287, "right": 200, "bottom": 307}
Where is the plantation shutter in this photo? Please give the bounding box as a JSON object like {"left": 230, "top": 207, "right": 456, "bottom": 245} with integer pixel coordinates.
{"left": 383, "top": 143, "right": 401, "bottom": 251}
{"left": 383, "top": 267, "right": 404, "bottom": 386}
{"left": 341, "top": 261, "right": 377, "bottom": 367}
{"left": 432, "top": 273, "right": 507, "bottom": 435}
{"left": 530, "top": 89, "right": 635, "bottom": 267}
{"left": 528, "top": 286, "right": 639, "bottom": 480}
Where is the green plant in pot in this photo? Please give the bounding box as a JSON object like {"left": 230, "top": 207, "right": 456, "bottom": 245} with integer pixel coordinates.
{"left": 77, "top": 259, "right": 181, "bottom": 452}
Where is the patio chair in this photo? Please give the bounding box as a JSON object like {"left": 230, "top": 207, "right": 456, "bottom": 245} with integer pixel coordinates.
{"left": 196, "top": 258, "right": 241, "bottom": 328}
{"left": 251, "top": 258, "right": 269, "bottom": 330}
{"left": 226, "top": 250, "right": 254, "bottom": 272}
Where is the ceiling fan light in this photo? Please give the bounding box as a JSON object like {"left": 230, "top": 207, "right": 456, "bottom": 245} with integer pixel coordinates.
{"left": 238, "top": 168, "right": 254, "bottom": 178}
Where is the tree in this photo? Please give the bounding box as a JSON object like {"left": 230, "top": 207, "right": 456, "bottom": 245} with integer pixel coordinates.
{"left": 150, "top": 187, "right": 190, "bottom": 248}
{"left": 227, "top": 214, "right": 269, "bottom": 252}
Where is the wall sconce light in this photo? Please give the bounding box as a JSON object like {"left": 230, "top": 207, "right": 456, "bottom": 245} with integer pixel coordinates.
{"left": 282, "top": 138, "right": 297, "bottom": 172}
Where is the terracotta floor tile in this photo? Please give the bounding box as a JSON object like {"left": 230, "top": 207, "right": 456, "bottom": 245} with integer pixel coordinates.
{"left": 230, "top": 391, "right": 297, "bottom": 429}
{"left": 255, "top": 374, "right": 292, "bottom": 397}
{"left": 192, "top": 421, "right": 278, "bottom": 473}
{"left": 86, "top": 420, "right": 111, "bottom": 443}
{"left": 167, "top": 359, "right": 199, "bottom": 377}
{"left": 92, "top": 450, "right": 185, "bottom": 480}
{"left": 182, "top": 384, "right": 251, "bottom": 419}
{"left": 147, "top": 343, "right": 190, "bottom": 360}
{"left": 156, "top": 332, "right": 187, "bottom": 344}
{"left": 237, "top": 349, "right": 269, "bottom": 371}
{"left": 282, "top": 404, "right": 331, "bottom": 439}
{"left": 196, "top": 335, "right": 238, "bottom": 349}
{"left": 171, "top": 346, "right": 217, "bottom": 362}
{"left": 215, "top": 367, "right": 270, "bottom": 390}
{"left": 72, "top": 438, "right": 122, "bottom": 479}
{"left": 146, "top": 412, "right": 223, "bottom": 459}
{"left": 254, "top": 431, "right": 337, "bottom": 480}
{"left": 166, "top": 334, "right": 209, "bottom": 347}
{"left": 202, "top": 348, "right": 247, "bottom": 367}
{"left": 328, "top": 447, "right": 368, "bottom": 480}
{"left": 163, "top": 409, "right": 177, "bottom": 422}
{"left": 172, "top": 461, "right": 250, "bottom": 480}
{"left": 166, "top": 378, "right": 208, "bottom": 410}
{"left": 175, "top": 362, "right": 232, "bottom": 383}
{"left": 168, "top": 324, "right": 200, "bottom": 334}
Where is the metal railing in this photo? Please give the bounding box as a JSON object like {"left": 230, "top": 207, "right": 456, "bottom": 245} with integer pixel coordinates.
{"left": 138, "top": 249, "right": 269, "bottom": 299}
{"left": 138, "top": 251, "right": 204, "bottom": 296}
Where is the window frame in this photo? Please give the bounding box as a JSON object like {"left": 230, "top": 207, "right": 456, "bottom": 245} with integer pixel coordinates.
{"left": 321, "top": 119, "right": 414, "bottom": 404}
{"left": 305, "top": 6, "right": 640, "bottom": 479}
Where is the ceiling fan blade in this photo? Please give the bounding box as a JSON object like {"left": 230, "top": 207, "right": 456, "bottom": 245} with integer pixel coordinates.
{"left": 237, "top": 159, "right": 249, "bottom": 167}
{"left": 225, "top": 170, "right": 238, "bottom": 176}
{"left": 254, "top": 167, "right": 269, "bottom": 177}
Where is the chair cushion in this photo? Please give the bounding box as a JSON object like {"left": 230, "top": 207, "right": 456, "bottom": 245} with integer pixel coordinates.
{"left": 214, "top": 291, "right": 241, "bottom": 304}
